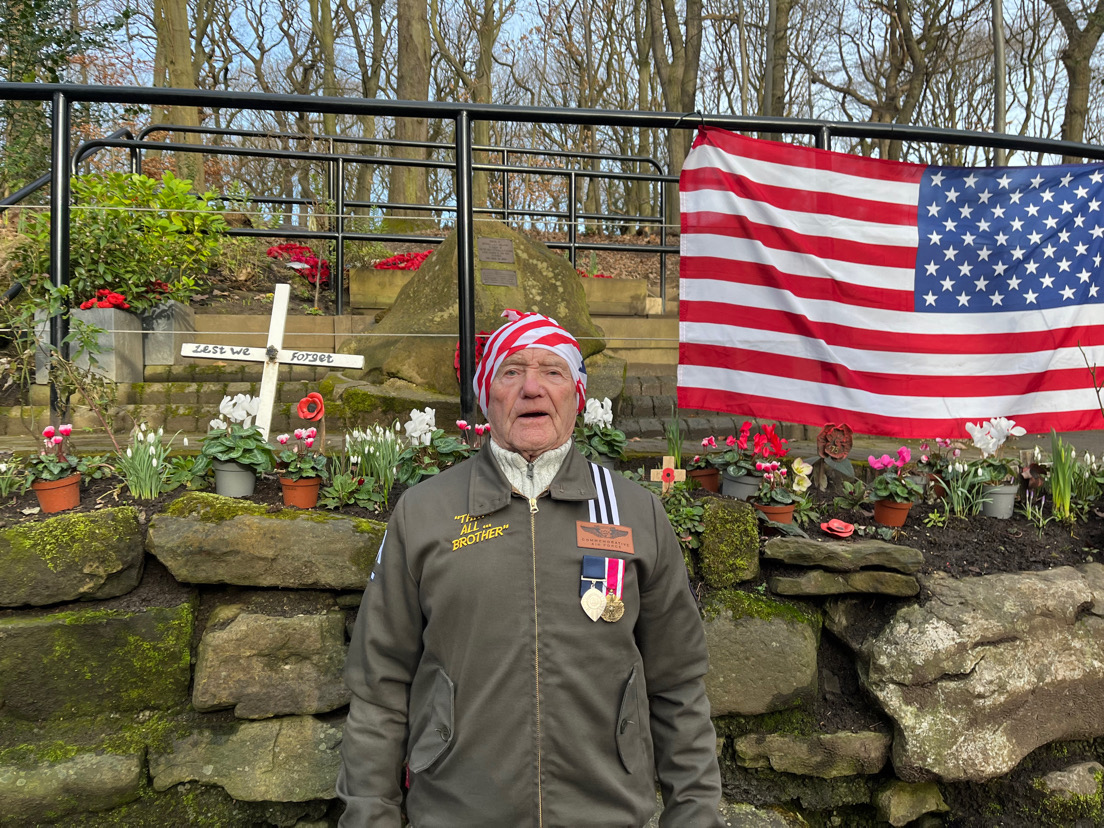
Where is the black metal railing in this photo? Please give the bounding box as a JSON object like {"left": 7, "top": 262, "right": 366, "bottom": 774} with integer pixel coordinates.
{"left": 4, "top": 82, "right": 1104, "bottom": 419}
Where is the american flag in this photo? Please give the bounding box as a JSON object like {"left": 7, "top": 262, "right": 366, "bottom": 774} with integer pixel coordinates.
{"left": 677, "top": 125, "right": 1104, "bottom": 437}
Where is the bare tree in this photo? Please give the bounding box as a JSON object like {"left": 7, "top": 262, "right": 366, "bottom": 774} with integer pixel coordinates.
{"left": 647, "top": 0, "right": 702, "bottom": 227}
{"left": 1042, "top": 0, "right": 1104, "bottom": 158}
{"left": 388, "top": 0, "right": 431, "bottom": 230}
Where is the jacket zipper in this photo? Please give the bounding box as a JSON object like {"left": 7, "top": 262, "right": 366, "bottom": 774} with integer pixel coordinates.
{"left": 529, "top": 495, "right": 543, "bottom": 827}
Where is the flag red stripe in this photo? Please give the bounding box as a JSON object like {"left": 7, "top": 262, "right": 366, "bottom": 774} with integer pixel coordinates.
{"left": 676, "top": 385, "right": 1101, "bottom": 438}
{"left": 691, "top": 126, "right": 928, "bottom": 183}
{"left": 680, "top": 167, "right": 919, "bottom": 227}
{"left": 681, "top": 300, "right": 1104, "bottom": 355}
{"left": 680, "top": 257, "right": 915, "bottom": 312}
{"left": 679, "top": 342, "right": 1094, "bottom": 398}
{"left": 682, "top": 211, "right": 918, "bottom": 270}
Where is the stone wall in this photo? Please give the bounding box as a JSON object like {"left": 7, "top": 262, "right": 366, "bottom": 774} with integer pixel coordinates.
{"left": 2, "top": 494, "right": 1104, "bottom": 826}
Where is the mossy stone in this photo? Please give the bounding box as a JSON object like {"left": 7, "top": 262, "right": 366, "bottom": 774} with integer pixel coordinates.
{"left": 0, "top": 506, "right": 144, "bottom": 608}
{"left": 699, "top": 498, "right": 759, "bottom": 587}
{"left": 0, "top": 598, "right": 195, "bottom": 720}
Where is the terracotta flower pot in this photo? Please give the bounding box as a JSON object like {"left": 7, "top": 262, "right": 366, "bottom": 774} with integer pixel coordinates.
{"left": 752, "top": 502, "right": 795, "bottom": 524}
{"left": 873, "top": 498, "right": 912, "bottom": 527}
{"left": 31, "top": 472, "right": 81, "bottom": 513}
{"left": 280, "top": 476, "right": 322, "bottom": 508}
{"left": 688, "top": 468, "right": 720, "bottom": 492}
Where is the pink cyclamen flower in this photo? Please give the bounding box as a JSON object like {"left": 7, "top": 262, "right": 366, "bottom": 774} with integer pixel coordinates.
{"left": 306, "top": 427, "right": 317, "bottom": 439}
{"left": 702, "top": 436, "right": 716, "bottom": 449}
{"left": 52, "top": 436, "right": 63, "bottom": 445}
{"left": 475, "top": 424, "right": 489, "bottom": 435}
{"left": 726, "top": 435, "right": 737, "bottom": 447}
{"left": 456, "top": 420, "right": 470, "bottom": 431}
{"left": 294, "top": 428, "right": 305, "bottom": 440}
{"left": 918, "top": 442, "right": 929, "bottom": 451}
{"left": 59, "top": 424, "right": 72, "bottom": 437}
{"left": 693, "top": 455, "right": 701, "bottom": 464}
{"left": 42, "top": 426, "right": 55, "bottom": 439}
{"left": 277, "top": 434, "right": 289, "bottom": 445}
{"left": 305, "top": 438, "right": 314, "bottom": 448}
{"left": 921, "top": 455, "right": 929, "bottom": 464}
{"left": 897, "top": 446, "right": 911, "bottom": 465}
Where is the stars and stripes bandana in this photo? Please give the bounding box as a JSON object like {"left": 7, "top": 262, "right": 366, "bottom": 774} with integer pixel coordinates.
{"left": 473, "top": 309, "right": 587, "bottom": 417}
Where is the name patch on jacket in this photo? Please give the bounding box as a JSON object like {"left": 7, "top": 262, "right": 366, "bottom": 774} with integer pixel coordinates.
{"left": 576, "top": 521, "right": 634, "bottom": 555}
{"left": 451, "top": 514, "right": 509, "bottom": 551}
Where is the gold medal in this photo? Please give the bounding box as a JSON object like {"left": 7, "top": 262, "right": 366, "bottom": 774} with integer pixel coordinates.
{"left": 601, "top": 594, "right": 625, "bottom": 623}
{"left": 580, "top": 586, "right": 606, "bottom": 622}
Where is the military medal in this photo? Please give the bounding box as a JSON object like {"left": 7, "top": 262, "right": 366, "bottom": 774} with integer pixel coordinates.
{"left": 580, "top": 586, "right": 606, "bottom": 622}
{"left": 601, "top": 556, "right": 625, "bottom": 623}
{"left": 602, "top": 594, "right": 625, "bottom": 622}
{"left": 581, "top": 555, "right": 627, "bottom": 622}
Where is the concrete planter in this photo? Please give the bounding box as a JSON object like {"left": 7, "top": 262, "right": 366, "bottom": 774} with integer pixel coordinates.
{"left": 140, "top": 300, "right": 196, "bottom": 365}
{"left": 36, "top": 307, "right": 144, "bottom": 383}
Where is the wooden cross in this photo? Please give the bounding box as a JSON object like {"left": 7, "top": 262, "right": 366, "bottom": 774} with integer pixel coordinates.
{"left": 180, "top": 283, "right": 365, "bottom": 439}
{"left": 650, "top": 455, "right": 687, "bottom": 494}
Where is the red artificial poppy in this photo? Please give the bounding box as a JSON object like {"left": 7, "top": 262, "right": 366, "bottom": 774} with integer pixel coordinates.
{"left": 298, "top": 392, "right": 325, "bottom": 421}
{"left": 661, "top": 468, "right": 675, "bottom": 483}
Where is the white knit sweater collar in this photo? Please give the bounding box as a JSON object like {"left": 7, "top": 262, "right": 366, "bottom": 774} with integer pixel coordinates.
{"left": 489, "top": 438, "right": 573, "bottom": 499}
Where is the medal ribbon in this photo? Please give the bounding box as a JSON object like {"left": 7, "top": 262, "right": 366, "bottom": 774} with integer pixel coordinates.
{"left": 605, "top": 557, "right": 623, "bottom": 600}
{"left": 580, "top": 555, "right": 608, "bottom": 597}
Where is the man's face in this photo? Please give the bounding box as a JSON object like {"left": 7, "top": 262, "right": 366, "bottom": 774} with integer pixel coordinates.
{"left": 486, "top": 348, "right": 578, "bottom": 461}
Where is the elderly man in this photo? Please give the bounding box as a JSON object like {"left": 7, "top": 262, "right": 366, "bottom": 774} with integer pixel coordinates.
{"left": 338, "top": 310, "right": 723, "bottom": 827}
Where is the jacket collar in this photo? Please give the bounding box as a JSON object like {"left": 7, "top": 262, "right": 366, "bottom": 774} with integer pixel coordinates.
{"left": 468, "top": 443, "right": 599, "bottom": 516}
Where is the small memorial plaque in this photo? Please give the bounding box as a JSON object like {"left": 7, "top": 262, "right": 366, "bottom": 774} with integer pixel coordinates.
{"left": 478, "top": 237, "right": 516, "bottom": 263}
{"left": 481, "top": 268, "right": 518, "bottom": 287}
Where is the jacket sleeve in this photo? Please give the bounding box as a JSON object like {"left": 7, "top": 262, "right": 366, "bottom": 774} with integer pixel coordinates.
{"left": 635, "top": 496, "right": 724, "bottom": 828}
{"left": 337, "top": 497, "right": 424, "bottom": 828}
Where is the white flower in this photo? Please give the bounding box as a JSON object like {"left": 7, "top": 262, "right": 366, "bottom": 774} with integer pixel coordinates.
{"left": 583, "top": 397, "right": 614, "bottom": 428}
{"left": 126, "top": 447, "right": 133, "bottom": 458}
{"left": 183, "top": 437, "right": 189, "bottom": 447}
{"left": 146, "top": 431, "right": 156, "bottom": 443}
{"left": 404, "top": 407, "right": 436, "bottom": 446}
{"left": 219, "top": 394, "right": 261, "bottom": 427}
{"left": 209, "top": 419, "right": 227, "bottom": 431}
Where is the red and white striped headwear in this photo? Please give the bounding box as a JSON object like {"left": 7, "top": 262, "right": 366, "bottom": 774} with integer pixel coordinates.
{"left": 473, "top": 309, "right": 587, "bottom": 417}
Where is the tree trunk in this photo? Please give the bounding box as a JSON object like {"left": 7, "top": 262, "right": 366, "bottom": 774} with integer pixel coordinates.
{"left": 153, "top": 0, "right": 204, "bottom": 188}
{"left": 388, "top": 0, "right": 431, "bottom": 232}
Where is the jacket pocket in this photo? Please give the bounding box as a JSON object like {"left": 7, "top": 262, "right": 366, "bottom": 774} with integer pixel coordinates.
{"left": 615, "top": 665, "right": 647, "bottom": 774}
{"left": 407, "top": 666, "right": 455, "bottom": 773}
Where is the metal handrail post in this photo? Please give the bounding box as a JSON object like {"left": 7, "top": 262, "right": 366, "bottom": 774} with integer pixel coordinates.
{"left": 456, "top": 111, "right": 476, "bottom": 421}
{"left": 659, "top": 171, "right": 667, "bottom": 314}
{"left": 49, "top": 91, "right": 71, "bottom": 415}
{"left": 568, "top": 172, "right": 577, "bottom": 267}
{"left": 335, "top": 157, "right": 345, "bottom": 315}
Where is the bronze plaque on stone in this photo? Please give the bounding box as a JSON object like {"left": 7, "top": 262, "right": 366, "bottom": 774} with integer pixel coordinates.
{"left": 478, "top": 237, "right": 516, "bottom": 264}
{"left": 481, "top": 268, "right": 518, "bottom": 287}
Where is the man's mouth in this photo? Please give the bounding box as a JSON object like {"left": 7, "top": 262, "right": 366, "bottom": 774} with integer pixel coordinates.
{"left": 519, "top": 412, "right": 549, "bottom": 419}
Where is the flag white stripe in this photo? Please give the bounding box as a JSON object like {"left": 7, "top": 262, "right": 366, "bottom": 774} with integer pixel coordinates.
{"left": 681, "top": 279, "right": 1104, "bottom": 335}
{"left": 683, "top": 144, "right": 922, "bottom": 206}
{"left": 681, "top": 190, "right": 920, "bottom": 250}
{"left": 679, "top": 363, "right": 1101, "bottom": 419}
{"left": 680, "top": 320, "right": 1104, "bottom": 376}
{"left": 680, "top": 234, "right": 915, "bottom": 290}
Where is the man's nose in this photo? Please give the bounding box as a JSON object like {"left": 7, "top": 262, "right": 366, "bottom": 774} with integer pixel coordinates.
{"left": 520, "top": 368, "right": 546, "bottom": 395}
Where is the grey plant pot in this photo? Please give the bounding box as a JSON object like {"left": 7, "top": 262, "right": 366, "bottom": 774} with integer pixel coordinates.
{"left": 212, "top": 460, "right": 258, "bottom": 498}
{"left": 721, "top": 473, "right": 760, "bottom": 501}
{"left": 980, "top": 483, "right": 1019, "bottom": 519}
